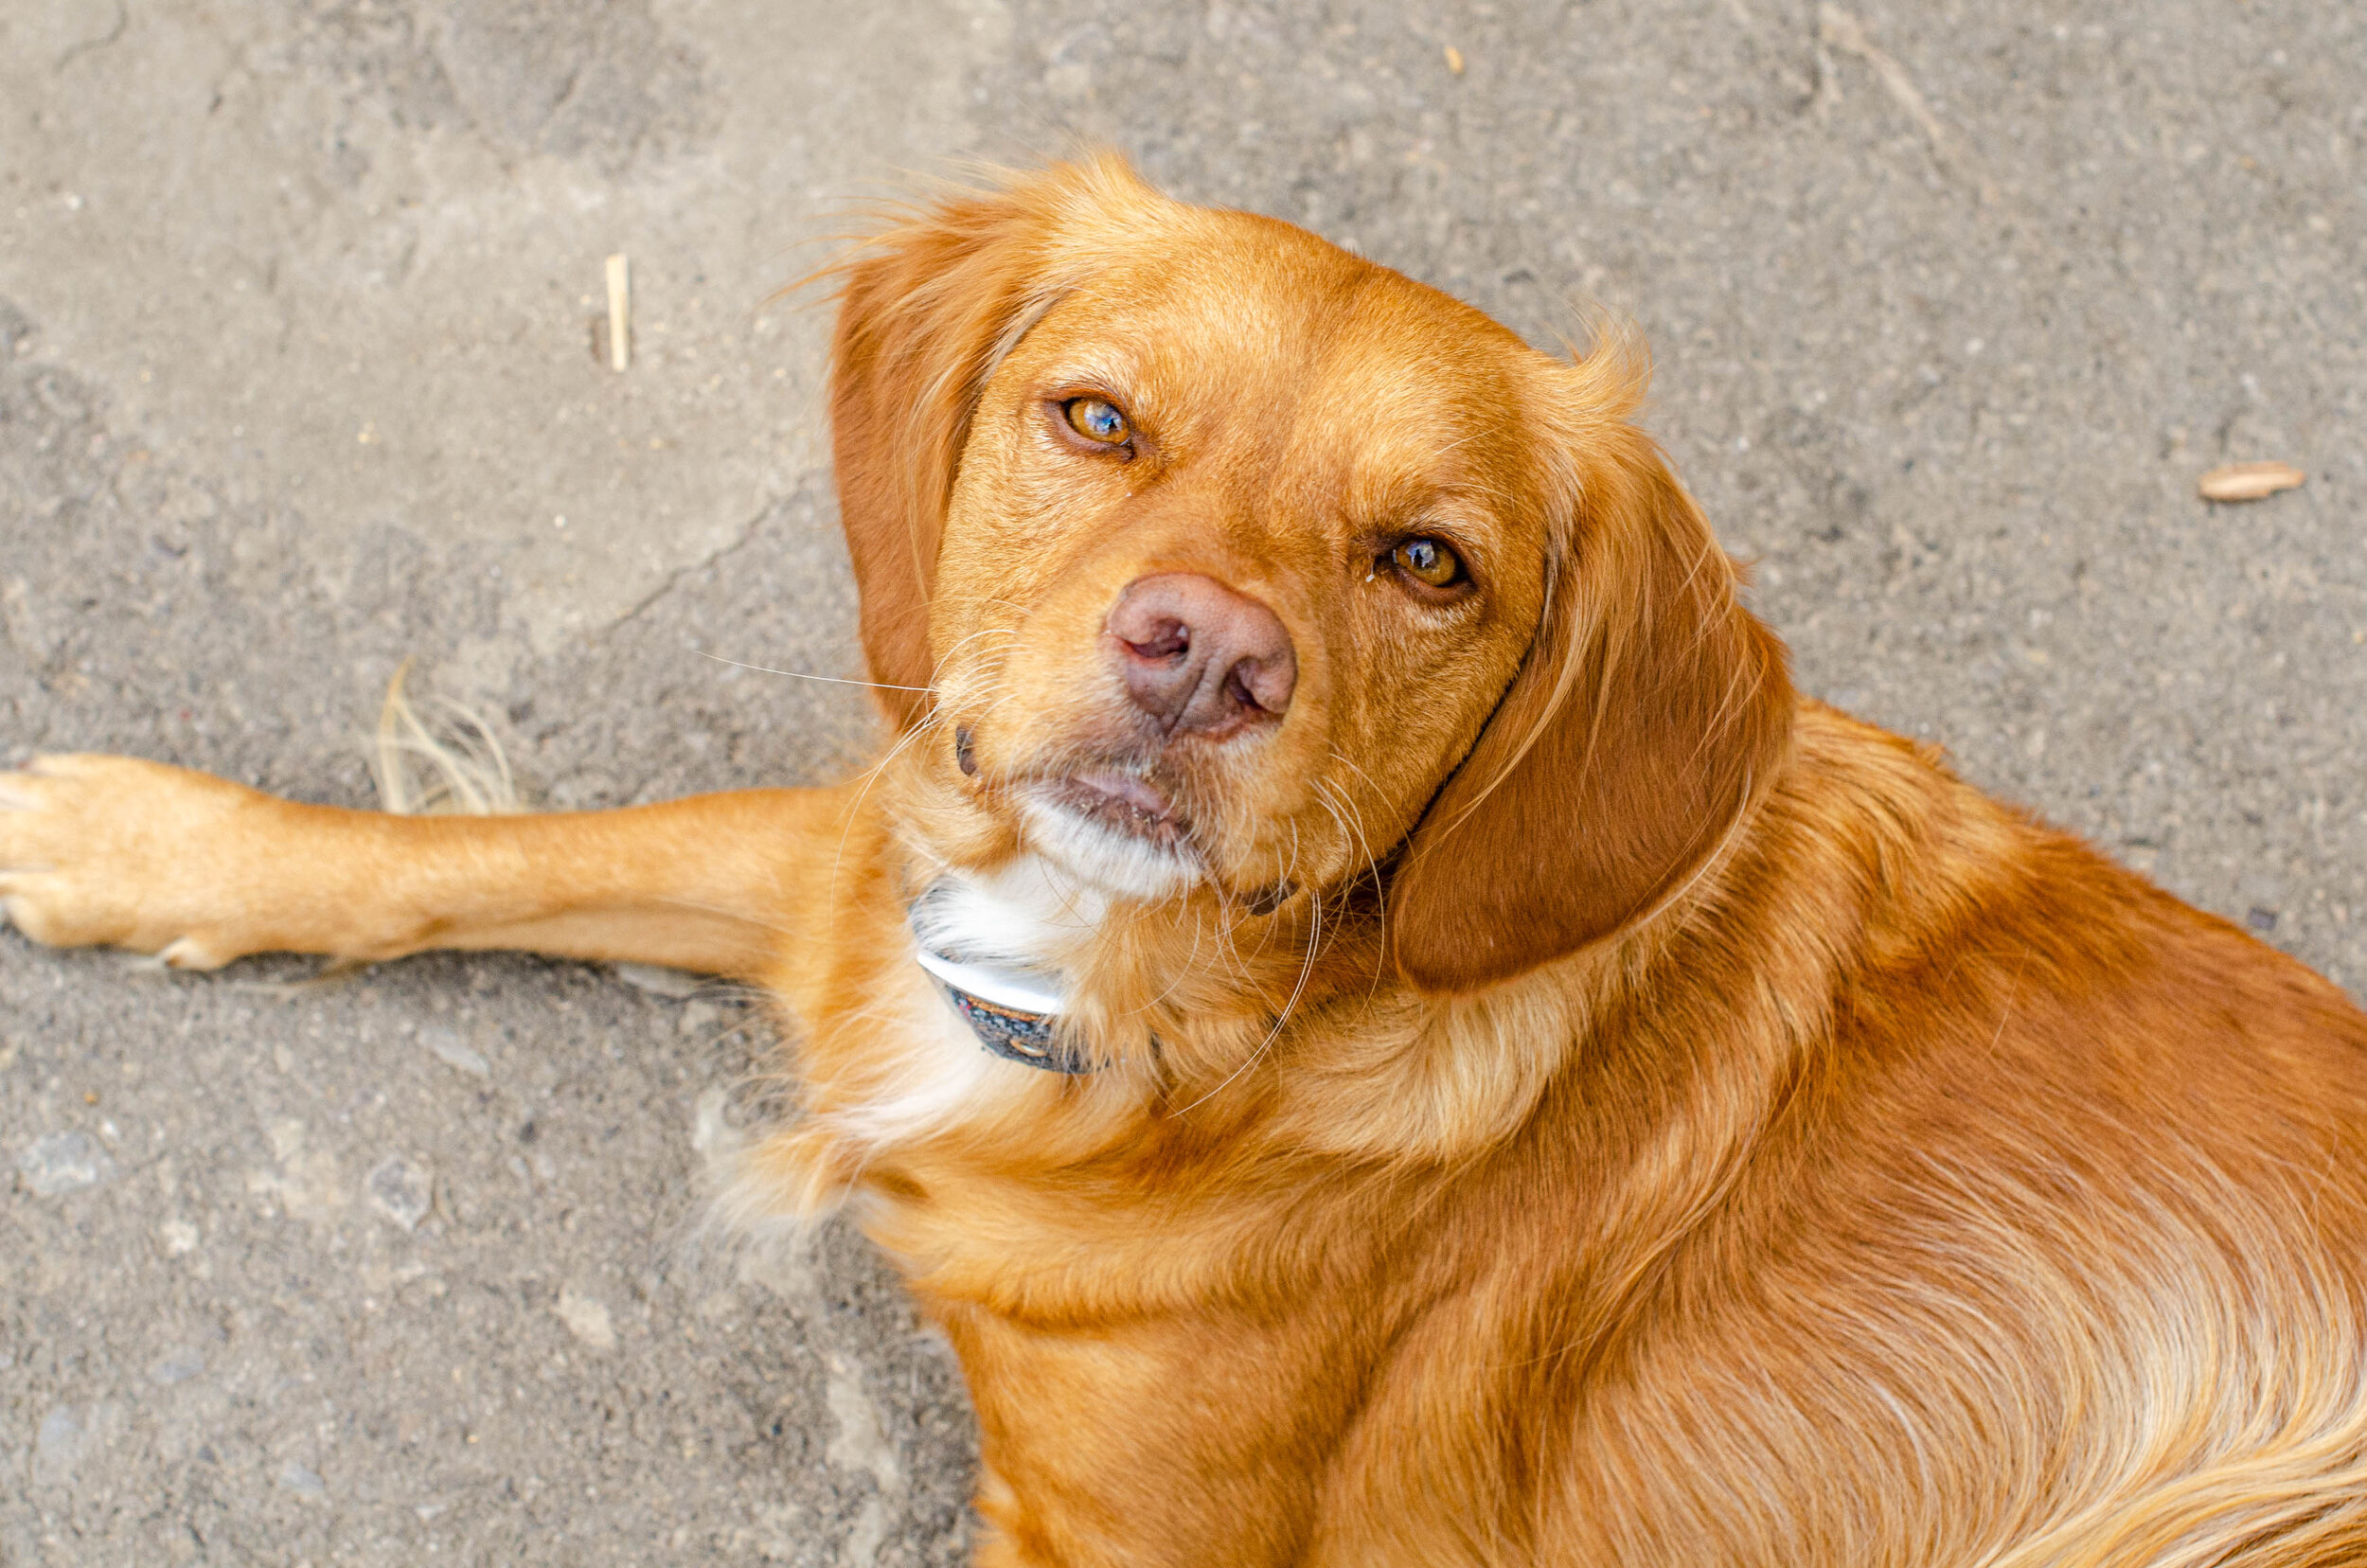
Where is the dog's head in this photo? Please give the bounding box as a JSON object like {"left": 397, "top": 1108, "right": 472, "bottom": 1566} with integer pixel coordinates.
{"left": 829, "top": 157, "right": 1792, "bottom": 993}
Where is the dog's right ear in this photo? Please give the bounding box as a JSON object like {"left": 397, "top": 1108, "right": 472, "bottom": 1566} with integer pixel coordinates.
{"left": 828, "top": 157, "right": 1146, "bottom": 728}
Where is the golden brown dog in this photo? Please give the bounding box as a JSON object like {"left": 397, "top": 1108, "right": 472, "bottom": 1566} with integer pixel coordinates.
{"left": 8, "top": 156, "right": 2367, "bottom": 1565}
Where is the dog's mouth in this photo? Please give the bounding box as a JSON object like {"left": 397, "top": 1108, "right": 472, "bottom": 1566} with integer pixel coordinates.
{"left": 1006, "top": 760, "right": 1211, "bottom": 900}
{"left": 1014, "top": 766, "right": 1209, "bottom": 900}
{"left": 1039, "top": 770, "right": 1189, "bottom": 848}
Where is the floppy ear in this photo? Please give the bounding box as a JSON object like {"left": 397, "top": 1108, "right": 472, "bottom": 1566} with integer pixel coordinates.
{"left": 1388, "top": 426, "right": 1795, "bottom": 993}
{"left": 828, "top": 159, "right": 1141, "bottom": 727}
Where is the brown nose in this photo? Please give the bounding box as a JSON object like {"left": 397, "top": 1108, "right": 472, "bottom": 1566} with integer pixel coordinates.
{"left": 1106, "top": 573, "right": 1297, "bottom": 738}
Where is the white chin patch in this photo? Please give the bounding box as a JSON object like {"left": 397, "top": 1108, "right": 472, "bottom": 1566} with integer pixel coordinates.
{"left": 1018, "top": 793, "right": 1202, "bottom": 901}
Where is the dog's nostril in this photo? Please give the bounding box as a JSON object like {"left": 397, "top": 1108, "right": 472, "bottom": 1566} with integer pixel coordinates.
{"left": 1107, "top": 572, "right": 1297, "bottom": 737}
{"left": 1122, "top": 618, "right": 1189, "bottom": 662}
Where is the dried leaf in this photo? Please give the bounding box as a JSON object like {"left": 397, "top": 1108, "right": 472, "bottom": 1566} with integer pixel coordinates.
{"left": 2198, "top": 461, "right": 2305, "bottom": 503}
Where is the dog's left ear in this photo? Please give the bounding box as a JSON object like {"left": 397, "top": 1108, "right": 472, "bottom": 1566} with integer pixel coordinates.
{"left": 828, "top": 156, "right": 1150, "bottom": 729}
{"left": 1388, "top": 419, "right": 1795, "bottom": 993}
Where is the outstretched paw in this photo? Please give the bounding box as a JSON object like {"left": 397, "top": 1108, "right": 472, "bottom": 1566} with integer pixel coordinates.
{"left": 0, "top": 754, "right": 270, "bottom": 967}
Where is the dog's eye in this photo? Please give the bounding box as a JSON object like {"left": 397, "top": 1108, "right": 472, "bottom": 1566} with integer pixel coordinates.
{"left": 1063, "top": 397, "right": 1130, "bottom": 446}
{"left": 1390, "top": 537, "right": 1464, "bottom": 589}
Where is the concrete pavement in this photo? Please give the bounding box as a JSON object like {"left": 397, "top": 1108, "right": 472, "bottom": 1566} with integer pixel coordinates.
{"left": 4, "top": 0, "right": 2363, "bottom": 1561}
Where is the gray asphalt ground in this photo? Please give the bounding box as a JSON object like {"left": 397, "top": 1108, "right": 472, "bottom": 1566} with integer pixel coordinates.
{"left": 3, "top": 0, "right": 2363, "bottom": 1562}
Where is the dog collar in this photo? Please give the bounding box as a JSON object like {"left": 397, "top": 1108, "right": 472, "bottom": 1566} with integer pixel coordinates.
{"left": 911, "top": 932, "right": 1095, "bottom": 1076}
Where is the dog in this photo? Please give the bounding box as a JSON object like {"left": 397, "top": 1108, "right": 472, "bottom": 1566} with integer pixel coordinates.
{"left": 7, "top": 154, "right": 2367, "bottom": 1565}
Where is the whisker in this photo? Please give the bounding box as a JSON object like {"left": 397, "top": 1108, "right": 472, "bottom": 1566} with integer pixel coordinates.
{"left": 1313, "top": 772, "right": 1391, "bottom": 993}
{"left": 930, "top": 624, "right": 1019, "bottom": 687}
{"left": 1171, "top": 887, "right": 1321, "bottom": 1117}
{"left": 827, "top": 712, "right": 942, "bottom": 907}
{"left": 697, "top": 650, "right": 934, "bottom": 694}
{"left": 1130, "top": 898, "right": 1207, "bottom": 1018}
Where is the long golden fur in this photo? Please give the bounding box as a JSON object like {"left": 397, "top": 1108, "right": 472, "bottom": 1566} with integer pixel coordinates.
{"left": 7, "top": 156, "right": 2367, "bottom": 1565}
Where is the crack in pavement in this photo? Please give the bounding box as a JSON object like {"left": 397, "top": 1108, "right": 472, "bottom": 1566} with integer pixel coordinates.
{"left": 600, "top": 495, "right": 786, "bottom": 635}
{"left": 1815, "top": 3, "right": 2002, "bottom": 206}
{"left": 54, "top": 0, "right": 129, "bottom": 74}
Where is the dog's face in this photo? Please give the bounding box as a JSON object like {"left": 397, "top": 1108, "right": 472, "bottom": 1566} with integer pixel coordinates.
{"left": 829, "top": 158, "right": 1793, "bottom": 990}
{"left": 929, "top": 220, "right": 1557, "bottom": 907}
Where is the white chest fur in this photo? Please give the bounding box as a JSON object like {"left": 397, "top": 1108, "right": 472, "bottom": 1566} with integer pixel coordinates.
{"left": 827, "top": 857, "right": 1106, "bottom": 1147}
{"left": 909, "top": 854, "right": 1108, "bottom": 974}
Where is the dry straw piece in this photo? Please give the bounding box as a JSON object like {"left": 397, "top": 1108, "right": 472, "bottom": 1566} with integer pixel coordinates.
{"left": 605, "top": 253, "right": 631, "bottom": 372}
{"left": 371, "top": 661, "right": 522, "bottom": 817}
{"left": 2198, "top": 461, "right": 2305, "bottom": 503}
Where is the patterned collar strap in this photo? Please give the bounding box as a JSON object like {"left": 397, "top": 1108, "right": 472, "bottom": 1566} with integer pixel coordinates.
{"left": 911, "top": 942, "right": 1095, "bottom": 1076}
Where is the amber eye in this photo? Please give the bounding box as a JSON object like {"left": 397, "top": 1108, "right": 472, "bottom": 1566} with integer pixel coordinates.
{"left": 1390, "top": 537, "right": 1464, "bottom": 589}
{"left": 1062, "top": 396, "right": 1130, "bottom": 445}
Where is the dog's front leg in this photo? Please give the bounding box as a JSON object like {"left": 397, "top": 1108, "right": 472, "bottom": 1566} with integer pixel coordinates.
{"left": 0, "top": 754, "right": 849, "bottom": 977}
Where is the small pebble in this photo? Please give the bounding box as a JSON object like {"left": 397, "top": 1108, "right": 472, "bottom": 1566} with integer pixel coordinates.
{"left": 614, "top": 962, "right": 704, "bottom": 999}
{"left": 277, "top": 1460, "right": 327, "bottom": 1498}
{"left": 556, "top": 1286, "right": 617, "bottom": 1350}
{"left": 31, "top": 1403, "right": 114, "bottom": 1487}
{"left": 419, "top": 1025, "right": 489, "bottom": 1078}
{"left": 367, "top": 1155, "right": 434, "bottom": 1232}
{"left": 35, "top": 1406, "right": 82, "bottom": 1470}
{"left": 18, "top": 1131, "right": 118, "bottom": 1197}
{"left": 148, "top": 1347, "right": 205, "bottom": 1385}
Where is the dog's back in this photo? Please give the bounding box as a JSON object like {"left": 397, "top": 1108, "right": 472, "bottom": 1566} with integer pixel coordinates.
{"left": 1508, "top": 704, "right": 2367, "bottom": 1563}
